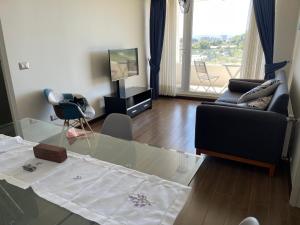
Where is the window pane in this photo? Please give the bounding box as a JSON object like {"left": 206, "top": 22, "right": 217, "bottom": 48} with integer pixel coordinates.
{"left": 190, "top": 0, "right": 250, "bottom": 94}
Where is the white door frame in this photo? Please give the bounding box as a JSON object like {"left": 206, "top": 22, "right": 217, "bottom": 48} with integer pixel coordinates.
{"left": 180, "top": 0, "right": 194, "bottom": 91}
{"left": 289, "top": 14, "right": 300, "bottom": 208}
{"left": 0, "top": 19, "right": 18, "bottom": 123}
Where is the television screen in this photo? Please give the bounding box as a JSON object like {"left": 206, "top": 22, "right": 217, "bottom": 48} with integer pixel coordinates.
{"left": 109, "top": 48, "right": 139, "bottom": 81}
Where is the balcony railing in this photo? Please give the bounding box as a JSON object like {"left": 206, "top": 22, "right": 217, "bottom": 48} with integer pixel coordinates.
{"left": 176, "top": 63, "right": 241, "bottom": 95}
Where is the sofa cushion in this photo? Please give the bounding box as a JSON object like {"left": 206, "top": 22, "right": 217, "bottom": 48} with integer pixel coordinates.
{"left": 237, "top": 79, "right": 281, "bottom": 103}
{"left": 216, "top": 90, "right": 242, "bottom": 104}
{"left": 238, "top": 95, "right": 273, "bottom": 110}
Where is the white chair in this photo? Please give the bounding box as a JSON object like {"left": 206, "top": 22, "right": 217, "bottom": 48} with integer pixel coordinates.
{"left": 101, "top": 113, "right": 133, "bottom": 141}
{"left": 194, "top": 60, "right": 219, "bottom": 93}
{"left": 239, "top": 217, "right": 260, "bottom": 225}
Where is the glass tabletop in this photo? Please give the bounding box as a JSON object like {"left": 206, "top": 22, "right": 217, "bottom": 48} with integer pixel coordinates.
{"left": 0, "top": 118, "right": 203, "bottom": 225}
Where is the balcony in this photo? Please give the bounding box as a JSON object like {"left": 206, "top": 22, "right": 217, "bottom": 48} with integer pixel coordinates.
{"left": 176, "top": 63, "right": 241, "bottom": 95}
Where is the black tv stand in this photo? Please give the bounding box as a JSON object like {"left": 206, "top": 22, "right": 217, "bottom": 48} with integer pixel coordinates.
{"left": 104, "top": 87, "right": 152, "bottom": 117}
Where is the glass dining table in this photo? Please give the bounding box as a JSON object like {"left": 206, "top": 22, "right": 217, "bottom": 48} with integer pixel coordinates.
{"left": 0, "top": 118, "right": 203, "bottom": 225}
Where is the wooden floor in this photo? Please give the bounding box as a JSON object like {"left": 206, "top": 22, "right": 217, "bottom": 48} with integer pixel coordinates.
{"left": 92, "top": 98, "right": 199, "bottom": 154}
{"left": 91, "top": 98, "right": 300, "bottom": 225}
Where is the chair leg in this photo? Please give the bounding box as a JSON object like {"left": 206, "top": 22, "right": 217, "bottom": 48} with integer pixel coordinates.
{"left": 83, "top": 118, "right": 94, "bottom": 133}
{"left": 79, "top": 118, "right": 85, "bottom": 131}
{"left": 197, "top": 76, "right": 206, "bottom": 92}
{"left": 79, "top": 118, "right": 92, "bottom": 147}
{"left": 208, "top": 77, "right": 218, "bottom": 94}
{"left": 72, "top": 119, "right": 80, "bottom": 128}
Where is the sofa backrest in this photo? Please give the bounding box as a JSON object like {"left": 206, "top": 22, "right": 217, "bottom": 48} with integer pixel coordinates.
{"left": 267, "top": 70, "right": 289, "bottom": 115}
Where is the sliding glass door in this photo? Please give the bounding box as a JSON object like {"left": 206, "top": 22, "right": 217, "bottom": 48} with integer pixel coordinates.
{"left": 177, "top": 0, "right": 251, "bottom": 96}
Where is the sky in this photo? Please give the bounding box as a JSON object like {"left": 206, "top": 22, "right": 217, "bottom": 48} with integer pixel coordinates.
{"left": 179, "top": 0, "right": 251, "bottom": 37}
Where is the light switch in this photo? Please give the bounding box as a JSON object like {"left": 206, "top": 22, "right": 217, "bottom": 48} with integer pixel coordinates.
{"left": 18, "top": 62, "right": 30, "bottom": 70}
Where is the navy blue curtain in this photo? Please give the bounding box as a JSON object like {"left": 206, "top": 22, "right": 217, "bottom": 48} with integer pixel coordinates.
{"left": 149, "top": 0, "right": 166, "bottom": 99}
{"left": 253, "top": 0, "right": 287, "bottom": 80}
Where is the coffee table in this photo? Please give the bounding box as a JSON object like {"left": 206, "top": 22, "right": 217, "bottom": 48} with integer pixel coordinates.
{"left": 0, "top": 118, "right": 203, "bottom": 225}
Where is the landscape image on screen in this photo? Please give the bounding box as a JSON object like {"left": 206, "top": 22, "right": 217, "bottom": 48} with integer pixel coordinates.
{"left": 109, "top": 49, "right": 138, "bottom": 81}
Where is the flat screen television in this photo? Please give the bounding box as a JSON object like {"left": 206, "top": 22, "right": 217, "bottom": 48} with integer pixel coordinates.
{"left": 108, "top": 48, "right": 139, "bottom": 81}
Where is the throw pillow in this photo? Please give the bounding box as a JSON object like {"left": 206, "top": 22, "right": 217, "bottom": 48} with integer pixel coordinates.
{"left": 245, "top": 95, "right": 273, "bottom": 110}
{"left": 237, "top": 79, "right": 281, "bottom": 103}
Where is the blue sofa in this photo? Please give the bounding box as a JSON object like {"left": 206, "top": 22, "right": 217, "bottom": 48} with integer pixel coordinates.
{"left": 195, "top": 71, "right": 289, "bottom": 176}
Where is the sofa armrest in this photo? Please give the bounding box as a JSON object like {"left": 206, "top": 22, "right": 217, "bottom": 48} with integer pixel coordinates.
{"left": 195, "top": 104, "right": 287, "bottom": 164}
{"left": 230, "top": 78, "right": 265, "bottom": 83}
{"left": 228, "top": 79, "right": 264, "bottom": 93}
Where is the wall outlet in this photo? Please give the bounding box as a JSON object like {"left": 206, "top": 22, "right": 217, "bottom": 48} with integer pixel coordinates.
{"left": 50, "top": 115, "right": 58, "bottom": 121}
{"left": 18, "top": 62, "right": 30, "bottom": 70}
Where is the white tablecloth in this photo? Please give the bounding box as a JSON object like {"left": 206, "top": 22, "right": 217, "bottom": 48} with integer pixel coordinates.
{"left": 0, "top": 135, "right": 191, "bottom": 225}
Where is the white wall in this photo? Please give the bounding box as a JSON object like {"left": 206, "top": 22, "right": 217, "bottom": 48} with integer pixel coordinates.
{"left": 0, "top": 0, "right": 147, "bottom": 121}
{"left": 289, "top": 9, "right": 300, "bottom": 207}
{"left": 274, "top": 0, "right": 300, "bottom": 76}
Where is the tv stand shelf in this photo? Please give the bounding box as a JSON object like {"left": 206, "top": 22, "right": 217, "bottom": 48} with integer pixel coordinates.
{"left": 104, "top": 87, "right": 152, "bottom": 117}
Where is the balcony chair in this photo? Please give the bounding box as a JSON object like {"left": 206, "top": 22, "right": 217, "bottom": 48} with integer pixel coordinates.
{"left": 101, "top": 113, "right": 133, "bottom": 141}
{"left": 194, "top": 60, "right": 219, "bottom": 93}
{"left": 43, "top": 89, "right": 95, "bottom": 132}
